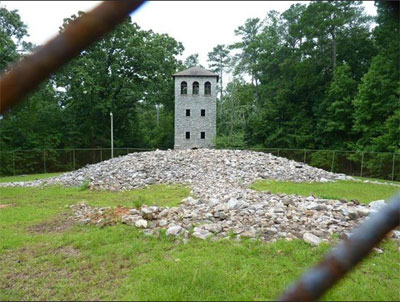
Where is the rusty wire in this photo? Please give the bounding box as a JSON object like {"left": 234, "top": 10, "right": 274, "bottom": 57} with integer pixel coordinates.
{"left": 0, "top": 0, "right": 145, "bottom": 114}
{"left": 278, "top": 193, "right": 400, "bottom": 301}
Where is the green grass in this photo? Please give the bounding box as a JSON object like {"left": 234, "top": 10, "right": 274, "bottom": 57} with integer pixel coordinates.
{"left": 354, "top": 176, "right": 400, "bottom": 185}
{"left": 0, "top": 172, "right": 63, "bottom": 183}
{"left": 0, "top": 177, "right": 399, "bottom": 300}
{"left": 251, "top": 179, "right": 400, "bottom": 204}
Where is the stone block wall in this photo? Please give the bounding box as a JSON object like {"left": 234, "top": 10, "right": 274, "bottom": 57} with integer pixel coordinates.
{"left": 174, "top": 76, "right": 217, "bottom": 149}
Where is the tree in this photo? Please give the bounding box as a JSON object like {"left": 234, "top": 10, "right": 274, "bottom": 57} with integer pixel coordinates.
{"left": 0, "top": 3, "right": 27, "bottom": 71}
{"left": 218, "top": 80, "right": 253, "bottom": 135}
{"left": 317, "top": 64, "right": 357, "bottom": 149}
{"left": 0, "top": 5, "right": 64, "bottom": 155}
{"left": 299, "top": 1, "right": 373, "bottom": 72}
{"left": 53, "top": 12, "right": 183, "bottom": 149}
{"left": 0, "top": 82, "right": 64, "bottom": 150}
{"left": 207, "top": 44, "right": 230, "bottom": 100}
{"left": 230, "top": 17, "right": 263, "bottom": 103}
{"left": 352, "top": 0, "right": 399, "bottom": 152}
{"left": 183, "top": 53, "right": 200, "bottom": 68}
{"left": 226, "top": 1, "right": 376, "bottom": 150}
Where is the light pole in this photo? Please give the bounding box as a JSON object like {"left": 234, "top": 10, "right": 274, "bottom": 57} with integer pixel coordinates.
{"left": 110, "top": 112, "right": 114, "bottom": 158}
{"left": 155, "top": 104, "right": 160, "bottom": 127}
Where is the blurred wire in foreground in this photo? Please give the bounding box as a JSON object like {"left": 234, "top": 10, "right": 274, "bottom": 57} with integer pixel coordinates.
{"left": 278, "top": 193, "right": 400, "bottom": 301}
{"left": 0, "top": 0, "right": 145, "bottom": 114}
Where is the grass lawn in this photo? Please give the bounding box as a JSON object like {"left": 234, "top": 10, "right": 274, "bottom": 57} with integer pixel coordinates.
{"left": 0, "top": 174, "right": 399, "bottom": 300}
{"left": 0, "top": 172, "right": 63, "bottom": 183}
{"left": 251, "top": 179, "right": 400, "bottom": 204}
{"left": 354, "top": 176, "right": 400, "bottom": 185}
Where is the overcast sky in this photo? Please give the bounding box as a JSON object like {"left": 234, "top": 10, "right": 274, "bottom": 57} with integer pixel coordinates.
{"left": 3, "top": 1, "right": 377, "bottom": 68}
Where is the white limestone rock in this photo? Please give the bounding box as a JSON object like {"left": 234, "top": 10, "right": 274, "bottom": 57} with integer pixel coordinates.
{"left": 192, "top": 228, "right": 213, "bottom": 240}
{"left": 166, "top": 225, "right": 183, "bottom": 236}
{"left": 135, "top": 219, "right": 148, "bottom": 229}
{"left": 369, "top": 200, "right": 386, "bottom": 214}
{"left": 303, "top": 233, "right": 322, "bottom": 246}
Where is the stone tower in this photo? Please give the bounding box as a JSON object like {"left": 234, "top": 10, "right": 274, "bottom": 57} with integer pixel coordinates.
{"left": 173, "top": 66, "right": 218, "bottom": 149}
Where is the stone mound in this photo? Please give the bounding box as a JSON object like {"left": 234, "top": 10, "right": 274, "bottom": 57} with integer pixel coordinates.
{"left": 0, "top": 149, "right": 352, "bottom": 191}
{"left": 5, "top": 149, "right": 394, "bottom": 245}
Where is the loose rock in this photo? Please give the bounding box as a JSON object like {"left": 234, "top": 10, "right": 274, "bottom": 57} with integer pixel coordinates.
{"left": 192, "top": 228, "right": 212, "bottom": 240}
{"left": 8, "top": 149, "right": 375, "bottom": 245}
{"left": 135, "top": 219, "right": 148, "bottom": 229}
{"left": 166, "top": 225, "right": 183, "bottom": 236}
{"left": 303, "top": 233, "right": 322, "bottom": 246}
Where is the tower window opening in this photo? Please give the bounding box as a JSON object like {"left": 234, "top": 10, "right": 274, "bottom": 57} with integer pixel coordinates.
{"left": 193, "top": 81, "right": 199, "bottom": 95}
{"left": 181, "top": 81, "right": 187, "bottom": 95}
{"left": 204, "top": 81, "right": 211, "bottom": 96}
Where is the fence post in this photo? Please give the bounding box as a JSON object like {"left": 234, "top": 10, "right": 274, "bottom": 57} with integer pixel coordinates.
{"left": 13, "top": 151, "right": 16, "bottom": 176}
{"left": 277, "top": 149, "right": 280, "bottom": 157}
{"left": 100, "top": 148, "right": 103, "bottom": 162}
{"left": 360, "top": 152, "right": 365, "bottom": 177}
{"left": 303, "top": 149, "right": 307, "bottom": 163}
{"left": 392, "top": 153, "right": 396, "bottom": 181}
{"left": 331, "top": 150, "right": 335, "bottom": 172}
{"left": 43, "top": 150, "right": 47, "bottom": 173}
{"left": 72, "top": 149, "right": 76, "bottom": 170}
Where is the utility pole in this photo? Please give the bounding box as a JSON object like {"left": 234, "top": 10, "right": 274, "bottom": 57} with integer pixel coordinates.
{"left": 110, "top": 112, "right": 114, "bottom": 158}
{"left": 156, "top": 104, "right": 160, "bottom": 127}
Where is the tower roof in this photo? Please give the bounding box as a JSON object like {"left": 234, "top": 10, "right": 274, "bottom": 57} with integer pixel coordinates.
{"left": 173, "top": 66, "right": 219, "bottom": 81}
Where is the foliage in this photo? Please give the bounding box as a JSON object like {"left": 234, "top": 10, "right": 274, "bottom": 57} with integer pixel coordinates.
{"left": 207, "top": 44, "right": 231, "bottom": 100}
{"left": 216, "top": 132, "right": 246, "bottom": 149}
{"left": 53, "top": 13, "right": 183, "bottom": 149}
{"left": 79, "top": 179, "right": 90, "bottom": 191}
{"left": 0, "top": 8, "right": 183, "bottom": 152}
{"left": 0, "top": 3, "right": 27, "bottom": 71}
{"left": 317, "top": 63, "right": 358, "bottom": 149}
{"left": 183, "top": 53, "right": 201, "bottom": 68}
{"left": 214, "top": 0, "right": 396, "bottom": 171}
{"left": 217, "top": 79, "right": 254, "bottom": 137}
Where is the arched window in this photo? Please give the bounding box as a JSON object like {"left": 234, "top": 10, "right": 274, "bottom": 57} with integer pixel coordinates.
{"left": 181, "top": 81, "right": 187, "bottom": 95}
{"left": 204, "top": 82, "right": 211, "bottom": 96}
{"left": 192, "top": 81, "right": 199, "bottom": 95}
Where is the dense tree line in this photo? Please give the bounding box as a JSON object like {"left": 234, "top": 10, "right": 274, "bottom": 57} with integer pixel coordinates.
{"left": 0, "top": 7, "right": 184, "bottom": 152}
{"left": 213, "top": 1, "right": 399, "bottom": 155}
{"left": 0, "top": 1, "right": 398, "bottom": 158}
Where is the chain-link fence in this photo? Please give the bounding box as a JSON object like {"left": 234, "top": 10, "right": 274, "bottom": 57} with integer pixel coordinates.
{"left": 0, "top": 147, "right": 399, "bottom": 181}
{"left": 0, "top": 148, "right": 152, "bottom": 176}
{"left": 244, "top": 148, "right": 399, "bottom": 181}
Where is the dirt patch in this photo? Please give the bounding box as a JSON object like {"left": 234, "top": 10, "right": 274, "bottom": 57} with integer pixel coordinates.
{"left": 27, "top": 212, "right": 75, "bottom": 234}
{"left": 56, "top": 245, "right": 81, "bottom": 257}
{"left": 0, "top": 244, "right": 76, "bottom": 299}
{"left": 113, "top": 205, "right": 130, "bottom": 216}
{"left": 0, "top": 203, "right": 15, "bottom": 209}
{"left": 0, "top": 243, "right": 129, "bottom": 300}
{"left": 87, "top": 205, "right": 131, "bottom": 227}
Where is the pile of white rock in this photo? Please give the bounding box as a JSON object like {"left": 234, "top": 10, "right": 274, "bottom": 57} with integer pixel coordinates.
{"left": 2, "top": 149, "right": 397, "bottom": 245}
{"left": 0, "top": 149, "right": 352, "bottom": 191}
{"left": 71, "top": 197, "right": 399, "bottom": 245}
